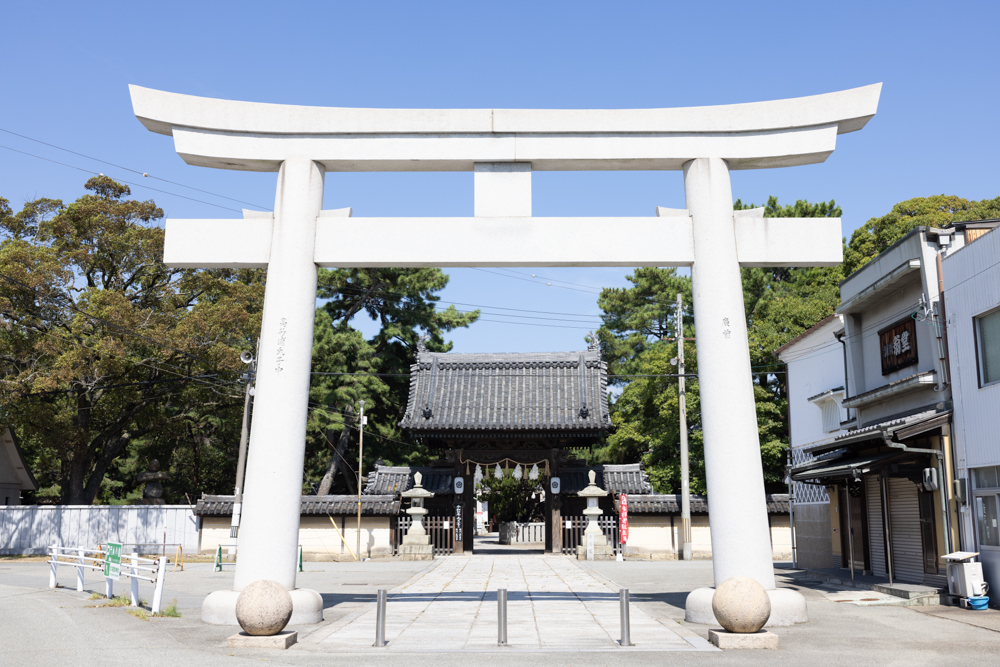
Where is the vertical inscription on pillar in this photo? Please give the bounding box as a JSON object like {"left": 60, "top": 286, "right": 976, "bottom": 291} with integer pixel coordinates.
{"left": 722, "top": 317, "right": 731, "bottom": 339}
{"left": 275, "top": 317, "right": 288, "bottom": 372}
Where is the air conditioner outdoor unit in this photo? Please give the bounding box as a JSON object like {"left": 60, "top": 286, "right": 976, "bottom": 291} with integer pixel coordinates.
{"left": 943, "top": 552, "right": 988, "bottom": 597}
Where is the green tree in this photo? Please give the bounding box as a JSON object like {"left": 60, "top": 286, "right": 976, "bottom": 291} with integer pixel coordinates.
{"left": 475, "top": 468, "right": 546, "bottom": 523}
{"left": 303, "top": 268, "right": 480, "bottom": 493}
{"left": 843, "top": 194, "right": 1000, "bottom": 275}
{"left": 0, "top": 178, "right": 264, "bottom": 504}
{"left": 596, "top": 197, "right": 843, "bottom": 494}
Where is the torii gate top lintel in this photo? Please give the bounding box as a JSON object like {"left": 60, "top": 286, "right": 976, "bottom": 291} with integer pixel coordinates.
{"left": 129, "top": 83, "right": 881, "bottom": 173}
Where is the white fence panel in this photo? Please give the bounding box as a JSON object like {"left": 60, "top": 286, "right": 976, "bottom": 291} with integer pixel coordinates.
{"left": 0, "top": 505, "right": 198, "bottom": 555}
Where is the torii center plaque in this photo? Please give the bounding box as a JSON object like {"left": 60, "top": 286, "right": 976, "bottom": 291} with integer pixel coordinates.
{"left": 129, "top": 83, "right": 881, "bottom": 625}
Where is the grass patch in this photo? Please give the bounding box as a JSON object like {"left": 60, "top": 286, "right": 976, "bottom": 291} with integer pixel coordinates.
{"left": 126, "top": 608, "right": 149, "bottom": 621}
{"left": 153, "top": 599, "right": 181, "bottom": 618}
{"left": 91, "top": 595, "right": 147, "bottom": 608}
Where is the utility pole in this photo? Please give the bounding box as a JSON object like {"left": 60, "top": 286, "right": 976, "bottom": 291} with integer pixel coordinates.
{"left": 356, "top": 400, "right": 367, "bottom": 560}
{"left": 229, "top": 350, "right": 256, "bottom": 560}
{"left": 676, "top": 293, "right": 692, "bottom": 561}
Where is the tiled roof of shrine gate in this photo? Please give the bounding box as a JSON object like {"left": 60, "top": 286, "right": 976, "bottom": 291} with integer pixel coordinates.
{"left": 193, "top": 494, "right": 400, "bottom": 516}
{"left": 399, "top": 346, "right": 612, "bottom": 433}
{"left": 360, "top": 463, "right": 652, "bottom": 496}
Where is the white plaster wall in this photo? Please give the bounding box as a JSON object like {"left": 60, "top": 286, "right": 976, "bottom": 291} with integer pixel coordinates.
{"left": 779, "top": 316, "right": 846, "bottom": 449}
{"left": 944, "top": 227, "right": 1000, "bottom": 470}
{"left": 0, "top": 483, "right": 22, "bottom": 505}
{"left": 199, "top": 516, "right": 392, "bottom": 558}
{"left": 625, "top": 515, "right": 791, "bottom": 559}
{"left": 0, "top": 505, "right": 199, "bottom": 555}
{"left": 856, "top": 277, "right": 938, "bottom": 410}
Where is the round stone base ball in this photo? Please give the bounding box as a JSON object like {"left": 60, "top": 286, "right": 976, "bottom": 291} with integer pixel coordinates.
{"left": 235, "top": 580, "right": 293, "bottom": 636}
{"left": 711, "top": 576, "right": 771, "bottom": 633}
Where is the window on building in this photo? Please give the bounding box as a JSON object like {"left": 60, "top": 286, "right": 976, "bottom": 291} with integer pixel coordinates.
{"left": 978, "top": 308, "right": 1000, "bottom": 386}
{"left": 973, "top": 465, "right": 1000, "bottom": 548}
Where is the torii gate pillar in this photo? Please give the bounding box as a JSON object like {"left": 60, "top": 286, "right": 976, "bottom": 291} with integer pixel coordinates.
{"left": 130, "top": 83, "right": 880, "bottom": 628}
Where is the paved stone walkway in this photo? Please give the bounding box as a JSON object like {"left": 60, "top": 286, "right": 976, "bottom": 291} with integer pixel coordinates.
{"left": 306, "top": 555, "right": 714, "bottom": 652}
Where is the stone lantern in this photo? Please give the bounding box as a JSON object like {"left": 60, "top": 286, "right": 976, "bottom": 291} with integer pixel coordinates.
{"left": 576, "top": 470, "right": 614, "bottom": 560}
{"left": 399, "top": 472, "right": 435, "bottom": 560}
{"left": 136, "top": 459, "right": 170, "bottom": 505}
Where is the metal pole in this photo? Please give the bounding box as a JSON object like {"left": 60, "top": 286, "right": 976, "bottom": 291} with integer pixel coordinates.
{"left": 229, "top": 352, "right": 256, "bottom": 559}
{"left": 880, "top": 473, "right": 893, "bottom": 585}
{"left": 77, "top": 548, "right": 85, "bottom": 592}
{"left": 357, "top": 400, "right": 366, "bottom": 561}
{"left": 846, "top": 482, "right": 855, "bottom": 580}
{"left": 375, "top": 589, "right": 387, "bottom": 647}
{"left": 619, "top": 588, "right": 632, "bottom": 646}
{"left": 498, "top": 588, "right": 507, "bottom": 645}
{"left": 677, "top": 293, "right": 692, "bottom": 561}
{"left": 789, "top": 481, "right": 797, "bottom": 569}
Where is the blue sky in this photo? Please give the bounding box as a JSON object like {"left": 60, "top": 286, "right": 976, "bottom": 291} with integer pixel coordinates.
{"left": 2, "top": 1, "right": 997, "bottom": 353}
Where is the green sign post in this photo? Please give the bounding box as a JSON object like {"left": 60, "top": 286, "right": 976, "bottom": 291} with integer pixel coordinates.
{"left": 103, "top": 542, "right": 122, "bottom": 581}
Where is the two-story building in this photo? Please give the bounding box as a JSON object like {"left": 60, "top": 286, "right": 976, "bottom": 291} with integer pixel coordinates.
{"left": 776, "top": 314, "right": 847, "bottom": 570}
{"left": 788, "top": 221, "right": 998, "bottom": 587}
{"left": 942, "top": 223, "right": 1000, "bottom": 598}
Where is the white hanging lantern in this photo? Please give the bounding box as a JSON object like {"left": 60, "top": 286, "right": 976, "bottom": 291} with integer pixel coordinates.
{"left": 529, "top": 464, "right": 539, "bottom": 480}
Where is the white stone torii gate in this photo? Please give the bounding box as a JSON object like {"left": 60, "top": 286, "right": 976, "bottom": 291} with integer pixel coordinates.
{"left": 129, "top": 83, "right": 881, "bottom": 626}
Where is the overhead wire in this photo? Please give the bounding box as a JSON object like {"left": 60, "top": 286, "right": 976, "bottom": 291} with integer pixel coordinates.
{"left": 0, "top": 270, "right": 240, "bottom": 373}
{"left": 0, "top": 144, "right": 246, "bottom": 213}
{"left": 0, "top": 127, "right": 271, "bottom": 210}
{"left": 3, "top": 312, "right": 242, "bottom": 398}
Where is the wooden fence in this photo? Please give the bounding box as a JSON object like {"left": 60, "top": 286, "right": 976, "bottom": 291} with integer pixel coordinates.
{"left": 392, "top": 516, "right": 455, "bottom": 556}
{"left": 513, "top": 522, "right": 545, "bottom": 543}
{"left": 560, "top": 515, "right": 619, "bottom": 556}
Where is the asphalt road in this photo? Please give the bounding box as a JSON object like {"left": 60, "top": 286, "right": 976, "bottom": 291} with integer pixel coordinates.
{"left": 2, "top": 556, "right": 998, "bottom": 666}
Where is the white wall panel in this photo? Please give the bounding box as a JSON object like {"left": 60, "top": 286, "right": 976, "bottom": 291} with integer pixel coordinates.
{"left": 944, "top": 227, "right": 1000, "bottom": 470}
{"left": 0, "top": 506, "right": 198, "bottom": 555}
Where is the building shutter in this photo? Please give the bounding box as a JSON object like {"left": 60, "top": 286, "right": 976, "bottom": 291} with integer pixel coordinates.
{"left": 888, "top": 478, "right": 924, "bottom": 584}
{"left": 866, "top": 475, "right": 886, "bottom": 577}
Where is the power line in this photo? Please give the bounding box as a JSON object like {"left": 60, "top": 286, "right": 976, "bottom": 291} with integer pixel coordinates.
{"left": 19, "top": 374, "right": 220, "bottom": 397}
{"left": 3, "top": 312, "right": 241, "bottom": 398}
{"left": 470, "top": 268, "right": 600, "bottom": 294}
{"left": 0, "top": 144, "right": 244, "bottom": 213}
{"left": 0, "top": 270, "right": 233, "bottom": 372}
{"left": 334, "top": 283, "right": 605, "bottom": 318}
{"left": 0, "top": 127, "right": 271, "bottom": 210}
{"left": 489, "top": 267, "right": 605, "bottom": 292}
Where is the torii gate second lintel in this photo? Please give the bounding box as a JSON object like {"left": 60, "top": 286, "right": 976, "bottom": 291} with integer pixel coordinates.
{"left": 130, "top": 84, "right": 881, "bottom": 627}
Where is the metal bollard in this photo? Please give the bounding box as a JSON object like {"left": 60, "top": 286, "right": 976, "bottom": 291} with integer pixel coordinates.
{"left": 130, "top": 553, "right": 140, "bottom": 607}
{"left": 77, "top": 548, "right": 86, "bottom": 592}
{"left": 374, "top": 589, "right": 387, "bottom": 647}
{"left": 620, "top": 588, "right": 632, "bottom": 646}
{"left": 498, "top": 588, "right": 508, "bottom": 645}
{"left": 49, "top": 547, "right": 57, "bottom": 589}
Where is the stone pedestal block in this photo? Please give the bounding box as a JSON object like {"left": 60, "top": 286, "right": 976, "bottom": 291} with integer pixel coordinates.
{"left": 399, "top": 544, "right": 434, "bottom": 561}
{"left": 227, "top": 631, "right": 298, "bottom": 649}
{"left": 576, "top": 544, "right": 615, "bottom": 560}
{"left": 708, "top": 629, "right": 778, "bottom": 649}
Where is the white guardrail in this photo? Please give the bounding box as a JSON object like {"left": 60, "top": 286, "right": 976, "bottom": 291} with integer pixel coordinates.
{"left": 47, "top": 545, "right": 168, "bottom": 613}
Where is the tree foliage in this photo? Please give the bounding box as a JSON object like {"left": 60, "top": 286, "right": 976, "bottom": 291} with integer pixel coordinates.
{"left": 475, "top": 468, "right": 546, "bottom": 523}
{"left": 0, "top": 178, "right": 264, "bottom": 504}
{"left": 596, "top": 197, "right": 843, "bottom": 495}
{"left": 844, "top": 194, "right": 1000, "bottom": 275}
{"left": 302, "top": 268, "right": 480, "bottom": 493}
